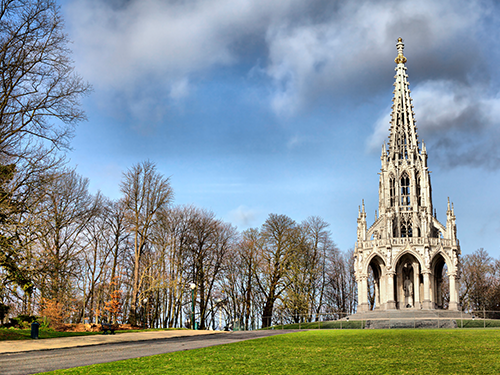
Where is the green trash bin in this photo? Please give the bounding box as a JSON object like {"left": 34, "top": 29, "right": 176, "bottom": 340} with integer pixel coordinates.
{"left": 31, "top": 321, "right": 40, "bottom": 339}
{"left": 194, "top": 322, "right": 198, "bottom": 330}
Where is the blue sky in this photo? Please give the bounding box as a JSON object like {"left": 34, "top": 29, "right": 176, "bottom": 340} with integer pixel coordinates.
{"left": 59, "top": 0, "right": 500, "bottom": 257}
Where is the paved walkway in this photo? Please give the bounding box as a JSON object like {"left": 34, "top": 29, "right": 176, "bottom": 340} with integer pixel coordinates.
{"left": 0, "top": 329, "right": 221, "bottom": 354}
{"left": 1, "top": 330, "right": 300, "bottom": 375}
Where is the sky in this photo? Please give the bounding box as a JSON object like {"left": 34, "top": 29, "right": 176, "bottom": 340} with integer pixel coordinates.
{"left": 58, "top": 0, "right": 500, "bottom": 258}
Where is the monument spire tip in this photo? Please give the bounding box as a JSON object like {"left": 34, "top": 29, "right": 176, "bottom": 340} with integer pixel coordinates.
{"left": 395, "top": 37, "right": 407, "bottom": 64}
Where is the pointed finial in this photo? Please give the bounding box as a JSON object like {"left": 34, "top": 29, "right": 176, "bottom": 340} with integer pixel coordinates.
{"left": 447, "top": 197, "right": 450, "bottom": 211}
{"left": 362, "top": 199, "right": 365, "bottom": 213}
{"left": 395, "top": 37, "right": 407, "bottom": 64}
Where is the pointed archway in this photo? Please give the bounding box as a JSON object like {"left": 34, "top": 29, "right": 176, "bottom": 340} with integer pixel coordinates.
{"left": 395, "top": 252, "right": 422, "bottom": 309}
{"left": 367, "top": 255, "right": 385, "bottom": 310}
{"left": 430, "top": 253, "right": 450, "bottom": 309}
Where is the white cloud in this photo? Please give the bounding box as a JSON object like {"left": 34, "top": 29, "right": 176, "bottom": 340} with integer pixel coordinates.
{"left": 169, "top": 78, "right": 190, "bottom": 100}
{"left": 66, "top": 0, "right": 303, "bottom": 89}
{"left": 228, "top": 205, "right": 259, "bottom": 228}
{"left": 367, "top": 112, "right": 391, "bottom": 152}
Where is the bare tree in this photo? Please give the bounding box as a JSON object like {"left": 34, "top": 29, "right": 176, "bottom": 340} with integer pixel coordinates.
{"left": 80, "top": 197, "right": 116, "bottom": 324}
{"left": 221, "top": 228, "right": 261, "bottom": 330}
{"left": 0, "top": 0, "right": 90, "bottom": 312}
{"left": 103, "top": 200, "right": 129, "bottom": 323}
{"left": 0, "top": 0, "right": 90, "bottom": 158}
{"left": 301, "top": 217, "right": 334, "bottom": 320}
{"left": 149, "top": 205, "right": 193, "bottom": 328}
{"left": 35, "top": 169, "right": 99, "bottom": 307}
{"left": 324, "top": 247, "right": 356, "bottom": 316}
{"left": 255, "top": 214, "right": 297, "bottom": 328}
{"left": 120, "top": 161, "right": 173, "bottom": 325}
{"left": 460, "top": 248, "right": 495, "bottom": 311}
{"left": 184, "top": 208, "right": 235, "bottom": 329}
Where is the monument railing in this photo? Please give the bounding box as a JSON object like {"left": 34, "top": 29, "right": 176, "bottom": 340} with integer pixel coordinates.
{"left": 234, "top": 310, "right": 500, "bottom": 331}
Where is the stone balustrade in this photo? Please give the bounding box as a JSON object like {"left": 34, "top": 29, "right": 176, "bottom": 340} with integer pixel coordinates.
{"left": 356, "top": 237, "right": 457, "bottom": 249}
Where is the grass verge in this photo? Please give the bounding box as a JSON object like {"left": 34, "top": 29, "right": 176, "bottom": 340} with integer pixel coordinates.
{"left": 0, "top": 327, "right": 186, "bottom": 341}
{"left": 43, "top": 329, "right": 500, "bottom": 374}
{"left": 0, "top": 329, "right": 101, "bottom": 340}
{"left": 263, "top": 320, "right": 365, "bottom": 329}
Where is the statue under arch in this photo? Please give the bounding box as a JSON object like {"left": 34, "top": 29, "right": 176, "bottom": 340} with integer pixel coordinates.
{"left": 354, "top": 38, "right": 461, "bottom": 312}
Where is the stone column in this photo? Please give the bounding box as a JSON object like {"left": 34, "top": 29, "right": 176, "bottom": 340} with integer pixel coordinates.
{"left": 397, "top": 271, "right": 403, "bottom": 309}
{"left": 448, "top": 274, "right": 459, "bottom": 311}
{"left": 422, "top": 271, "right": 432, "bottom": 309}
{"left": 386, "top": 271, "right": 396, "bottom": 309}
{"left": 379, "top": 270, "right": 386, "bottom": 308}
{"left": 413, "top": 262, "right": 420, "bottom": 308}
{"left": 357, "top": 276, "right": 369, "bottom": 312}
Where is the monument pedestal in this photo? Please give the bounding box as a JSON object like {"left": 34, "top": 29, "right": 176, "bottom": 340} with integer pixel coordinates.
{"left": 422, "top": 300, "right": 433, "bottom": 309}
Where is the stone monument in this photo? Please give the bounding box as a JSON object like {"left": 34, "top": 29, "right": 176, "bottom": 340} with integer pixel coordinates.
{"left": 354, "top": 38, "right": 461, "bottom": 312}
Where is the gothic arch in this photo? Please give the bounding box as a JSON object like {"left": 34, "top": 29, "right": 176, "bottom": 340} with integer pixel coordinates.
{"left": 394, "top": 251, "right": 422, "bottom": 309}
{"left": 367, "top": 254, "right": 386, "bottom": 310}
{"left": 430, "top": 252, "right": 450, "bottom": 309}
{"left": 365, "top": 251, "right": 386, "bottom": 273}
{"left": 430, "top": 248, "right": 452, "bottom": 269}
{"left": 391, "top": 248, "right": 424, "bottom": 271}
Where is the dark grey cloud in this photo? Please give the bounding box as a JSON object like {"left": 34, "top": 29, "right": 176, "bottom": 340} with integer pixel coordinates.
{"left": 65, "top": 0, "right": 500, "bottom": 168}
{"left": 369, "top": 79, "right": 500, "bottom": 169}
{"left": 263, "top": 0, "right": 487, "bottom": 114}
{"left": 67, "top": 0, "right": 485, "bottom": 108}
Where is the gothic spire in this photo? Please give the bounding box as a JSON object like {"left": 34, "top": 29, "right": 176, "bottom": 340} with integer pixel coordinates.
{"left": 387, "top": 38, "right": 419, "bottom": 161}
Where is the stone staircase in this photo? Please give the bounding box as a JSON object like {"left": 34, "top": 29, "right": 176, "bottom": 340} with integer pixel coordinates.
{"left": 347, "top": 309, "right": 470, "bottom": 329}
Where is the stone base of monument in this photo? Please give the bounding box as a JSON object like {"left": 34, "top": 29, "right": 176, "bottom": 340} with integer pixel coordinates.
{"left": 347, "top": 309, "right": 469, "bottom": 329}
{"left": 365, "top": 318, "right": 457, "bottom": 329}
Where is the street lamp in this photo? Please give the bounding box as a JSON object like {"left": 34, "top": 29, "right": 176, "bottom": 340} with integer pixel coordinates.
{"left": 190, "top": 283, "right": 196, "bottom": 330}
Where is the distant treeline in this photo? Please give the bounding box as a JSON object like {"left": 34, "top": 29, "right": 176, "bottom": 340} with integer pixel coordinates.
{"left": 0, "top": 161, "right": 357, "bottom": 329}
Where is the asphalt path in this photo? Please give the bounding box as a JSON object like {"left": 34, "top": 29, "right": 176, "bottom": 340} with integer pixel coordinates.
{"left": 0, "top": 330, "right": 300, "bottom": 375}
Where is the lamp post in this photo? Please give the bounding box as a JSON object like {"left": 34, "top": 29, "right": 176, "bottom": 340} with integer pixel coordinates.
{"left": 190, "top": 283, "right": 196, "bottom": 330}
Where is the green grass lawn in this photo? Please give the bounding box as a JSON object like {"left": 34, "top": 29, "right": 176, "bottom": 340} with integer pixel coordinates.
{"left": 0, "top": 328, "right": 102, "bottom": 340}
{"left": 43, "top": 329, "right": 500, "bottom": 374}
{"left": 459, "top": 319, "right": 500, "bottom": 328}
{"left": 0, "top": 327, "right": 186, "bottom": 341}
